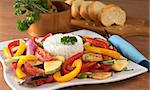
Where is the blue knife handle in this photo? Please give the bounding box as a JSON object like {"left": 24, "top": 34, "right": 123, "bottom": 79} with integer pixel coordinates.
{"left": 108, "top": 35, "right": 147, "bottom": 63}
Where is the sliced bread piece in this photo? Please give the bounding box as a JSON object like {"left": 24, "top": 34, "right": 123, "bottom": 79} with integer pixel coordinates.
{"left": 88, "top": 1, "right": 106, "bottom": 21}
{"left": 65, "top": 0, "right": 75, "bottom": 5}
{"left": 80, "top": 1, "right": 93, "bottom": 20}
{"left": 98, "top": 4, "right": 126, "bottom": 26}
{"left": 71, "top": 0, "right": 84, "bottom": 19}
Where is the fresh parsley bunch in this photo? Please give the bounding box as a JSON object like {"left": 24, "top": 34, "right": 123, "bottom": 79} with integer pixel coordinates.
{"left": 14, "top": 0, "right": 57, "bottom": 31}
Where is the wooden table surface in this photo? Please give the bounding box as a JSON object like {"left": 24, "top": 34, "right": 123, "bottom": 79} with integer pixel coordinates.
{"left": 0, "top": 0, "right": 149, "bottom": 90}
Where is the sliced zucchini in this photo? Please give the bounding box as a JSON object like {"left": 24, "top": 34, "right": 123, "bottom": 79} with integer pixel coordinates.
{"left": 90, "top": 72, "right": 112, "bottom": 80}
{"left": 44, "top": 61, "right": 62, "bottom": 75}
{"left": 112, "top": 59, "right": 129, "bottom": 71}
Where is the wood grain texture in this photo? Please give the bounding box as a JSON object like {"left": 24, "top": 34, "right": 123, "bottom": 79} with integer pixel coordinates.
{"left": 0, "top": 0, "right": 149, "bottom": 90}
{"left": 28, "top": 1, "right": 72, "bottom": 37}
{"left": 71, "top": 18, "right": 149, "bottom": 37}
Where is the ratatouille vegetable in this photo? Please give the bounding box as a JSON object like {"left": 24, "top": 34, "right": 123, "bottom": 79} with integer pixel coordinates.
{"left": 3, "top": 33, "right": 129, "bottom": 86}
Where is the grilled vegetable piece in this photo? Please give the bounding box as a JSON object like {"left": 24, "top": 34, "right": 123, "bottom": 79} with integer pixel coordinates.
{"left": 53, "top": 59, "right": 82, "bottom": 82}
{"left": 82, "top": 53, "right": 103, "bottom": 62}
{"left": 5, "top": 56, "right": 23, "bottom": 62}
{"left": 84, "top": 45, "right": 121, "bottom": 59}
{"left": 35, "top": 47, "right": 53, "bottom": 62}
{"left": 18, "top": 75, "right": 53, "bottom": 86}
{"left": 111, "top": 59, "right": 129, "bottom": 71}
{"left": 26, "top": 39, "right": 36, "bottom": 55}
{"left": 53, "top": 56, "right": 65, "bottom": 62}
{"left": 44, "top": 60, "right": 62, "bottom": 74}
{"left": 90, "top": 71, "right": 112, "bottom": 80}
{"left": 101, "top": 60, "right": 115, "bottom": 65}
{"left": 78, "top": 73, "right": 88, "bottom": 79}
{"left": 24, "top": 62, "right": 45, "bottom": 76}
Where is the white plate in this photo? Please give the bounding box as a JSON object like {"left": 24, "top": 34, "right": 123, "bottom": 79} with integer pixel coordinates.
{"left": 0, "top": 30, "right": 148, "bottom": 90}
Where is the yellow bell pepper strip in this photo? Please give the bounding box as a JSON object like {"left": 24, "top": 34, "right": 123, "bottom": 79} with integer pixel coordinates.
{"left": 3, "top": 47, "right": 11, "bottom": 58}
{"left": 14, "top": 40, "right": 26, "bottom": 56}
{"left": 84, "top": 45, "right": 121, "bottom": 59}
{"left": 16, "top": 55, "right": 37, "bottom": 79}
{"left": 53, "top": 59, "right": 82, "bottom": 82}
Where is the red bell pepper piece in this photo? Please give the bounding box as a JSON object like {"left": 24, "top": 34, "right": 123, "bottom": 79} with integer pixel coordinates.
{"left": 101, "top": 64, "right": 112, "bottom": 72}
{"left": 61, "top": 52, "right": 83, "bottom": 75}
{"left": 80, "top": 62, "right": 97, "bottom": 73}
{"left": 85, "top": 38, "right": 109, "bottom": 48}
{"left": 24, "top": 62, "right": 45, "bottom": 76}
{"left": 41, "top": 33, "right": 52, "bottom": 42}
{"left": 35, "top": 47, "right": 53, "bottom": 62}
{"left": 35, "top": 75, "right": 53, "bottom": 86}
{"left": 11, "top": 62, "right": 18, "bottom": 70}
{"left": 35, "top": 78, "right": 46, "bottom": 86}
{"left": 33, "top": 37, "right": 43, "bottom": 47}
{"left": 8, "top": 40, "right": 20, "bottom": 57}
{"left": 89, "top": 63, "right": 101, "bottom": 72}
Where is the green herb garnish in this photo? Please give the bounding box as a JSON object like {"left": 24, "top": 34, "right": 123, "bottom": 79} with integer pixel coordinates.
{"left": 14, "top": 0, "right": 57, "bottom": 31}
{"left": 61, "top": 36, "right": 77, "bottom": 45}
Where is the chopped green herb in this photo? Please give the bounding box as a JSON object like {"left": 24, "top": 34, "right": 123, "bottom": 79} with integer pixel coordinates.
{"left": 61, "top": 36, "right": 77, "bottom": 45}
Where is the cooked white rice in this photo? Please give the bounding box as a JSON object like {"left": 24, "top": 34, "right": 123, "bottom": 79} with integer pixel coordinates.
{"left": 43, "top": 33, "right": 84, "bottom": 59}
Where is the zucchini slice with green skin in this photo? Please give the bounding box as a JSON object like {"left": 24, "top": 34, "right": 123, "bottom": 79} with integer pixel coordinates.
{"left": 44, "top": 61, "right": 62, "bottom": 75}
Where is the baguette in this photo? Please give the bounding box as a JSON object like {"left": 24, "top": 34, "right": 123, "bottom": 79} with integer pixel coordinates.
{"left": 99, "top": 4, "right": 126, "bottom": 26}
{"left": 71, "top": 0, "right": 84, "bottom": 19}
{"left": 65, "top": 0, "right": 74, "bottom": 5}
{"left": 88, "top": 1, "right": 106, "bottom": 21}
{"left": 80, "top": 1, "right": 92, "bottom": 20}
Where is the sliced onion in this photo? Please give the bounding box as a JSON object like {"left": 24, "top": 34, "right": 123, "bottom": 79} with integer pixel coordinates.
{"left": 26, "top": 39, "right": 36, "bottom": 55}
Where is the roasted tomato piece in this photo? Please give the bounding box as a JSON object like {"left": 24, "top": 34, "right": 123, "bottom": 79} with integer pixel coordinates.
{"left": 24, "top": 62, "right": 45, "bottom": 76}
{"left": 35, "top": 75, "right": 53, "bottom": 86}
{"left": 85, "top": 38, "right": 109, "bottom": 48}
{"left": 81, "top": 62, "right": 97, "bottom": 73}
{"left": 101, "top": 64, "right": 112, "bottom": 72}
{"left": 35, "top": 47, "right": 53, "bottom": 62}
{"left": 11, "top": 62, "right": 17, "bottom": 70}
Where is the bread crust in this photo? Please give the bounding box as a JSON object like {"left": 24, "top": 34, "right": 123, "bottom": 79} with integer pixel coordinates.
{"left": 71, "top": 0, "right": 84, "bottom": 19}
{"left": 88, "top": 2, "right": 96, "bottom": 21}
{"left": 98, "top": 4, "right": 126, "bottom": 26}
{"left": 80, "top": 1, "right": 92, "bottom": 20}
{"left": 88, "top": 1, "right": 105, "bottom": 21}
{"left": 65, "top": 0, "right": 74, "bottom": 5}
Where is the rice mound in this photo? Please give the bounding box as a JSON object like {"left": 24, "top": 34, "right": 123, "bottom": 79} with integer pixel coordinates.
{"left": 43, "top": 33, "right": 84, "bottom": 59}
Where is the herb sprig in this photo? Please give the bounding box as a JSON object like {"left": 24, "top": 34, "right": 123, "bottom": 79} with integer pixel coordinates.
{"left": 14, "top": 0, "right": 57, "bottom": 31}
{"left": 61, "top": 36, "right": 78, "bottom": 45}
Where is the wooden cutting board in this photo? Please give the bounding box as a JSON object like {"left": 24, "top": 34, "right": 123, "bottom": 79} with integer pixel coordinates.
{"left": 71, "top": 17, "right": 149, "bottom": 37}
